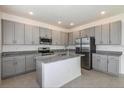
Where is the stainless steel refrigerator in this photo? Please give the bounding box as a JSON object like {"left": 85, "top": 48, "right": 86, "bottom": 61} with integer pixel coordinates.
{"left": 75, "top": 37, "right": 96, "bottom": 70}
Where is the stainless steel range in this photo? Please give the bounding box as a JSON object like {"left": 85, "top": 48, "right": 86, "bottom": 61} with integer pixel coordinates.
{"left": 38, "top": 47, "right": 54, "bottom": 56}
{"left": 75, "top": 37, "right": 96, "bottom": 70}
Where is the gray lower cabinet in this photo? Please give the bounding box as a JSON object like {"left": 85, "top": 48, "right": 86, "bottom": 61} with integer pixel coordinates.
{"left": 2, "top": 56, "right": 25, "bottom": 78}
{"left": 25, "top": 55, "right": 36, "bottom": 72}
{"left": 110, "top": 21, "right": 121, "bottom": 45}
{"left": 15, "top": 56, "right": 25, "bottom": 74}
{"left": 108, "top": 56, "right": 119, "bottom": 75}
{"left": 2, "top": 57, "right": 15, "bottom": 78}
{"left": 92, "top": 54, "right": 107, "bottom": 72}
{"left": 92, "top": 53, "right": 119, "bottom": 76}
{"left": 99, "top": 55, "right": 108, "bottom": 72}
{"left": 92, "top": 54, "right": 99, "bottom": 70}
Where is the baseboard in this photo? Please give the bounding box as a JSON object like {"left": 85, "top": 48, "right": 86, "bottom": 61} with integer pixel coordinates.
{"left": 119, "top": 73, "right": 124, "bottom": 77}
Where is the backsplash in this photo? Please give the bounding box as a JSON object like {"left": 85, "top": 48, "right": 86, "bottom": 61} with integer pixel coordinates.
{"left": 2, "top": 45, "right": 65, "bottom": 52}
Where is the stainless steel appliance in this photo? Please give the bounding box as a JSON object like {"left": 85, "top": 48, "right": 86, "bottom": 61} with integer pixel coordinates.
{"left": 40, "top": 37, "right": 52, "bottom": 45}
{"left": 38, "top": 47, "right": 54, "bottom": 56}
{"left": 75, "top": 37, "right": 96, "bottom": 70}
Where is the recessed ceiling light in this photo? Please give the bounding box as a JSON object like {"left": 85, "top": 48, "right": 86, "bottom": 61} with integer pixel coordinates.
{"left": 58, "top": 21, "right": 62, "bottom": 24}
{"left": 29, "top": 11, "right": 34, "bottom": 15}
{"left": 70, "top": 22, "right": 74, "bottom": 26}
{"left": 100, "top": 11, "right": 106, "bottom": 15}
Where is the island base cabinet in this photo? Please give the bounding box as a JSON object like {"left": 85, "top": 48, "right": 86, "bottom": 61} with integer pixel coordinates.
{"left": 108, "top": 56, "right": 119, "bottom": 76}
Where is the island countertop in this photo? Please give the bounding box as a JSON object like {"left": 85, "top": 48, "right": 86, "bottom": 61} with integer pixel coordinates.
{"left": 36, "top": 54, "right": 84, "bottom": 64}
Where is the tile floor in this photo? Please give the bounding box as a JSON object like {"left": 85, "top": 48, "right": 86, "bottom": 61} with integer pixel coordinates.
{"left": 1, "top": 69, "right": 124, "bottom": 88}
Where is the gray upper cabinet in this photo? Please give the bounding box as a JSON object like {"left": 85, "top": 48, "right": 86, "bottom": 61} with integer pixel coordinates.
{"left": 89, "top": 27, "right": 95, "bottom": 37}
{"left": 110, "top": 21, "right": 121, "bottom": 45}
{"left": 14, "top": 22, "right": 25, "bottom": 44}
{"left": 80, "top": 30, "right": 87, "bottom": 37}
{"left": 32, "top": 26, "right": 40, "bottom": 45}
{"left": 52, "top": 30, "right": 61, "bottom": 45}
{"left": 40, "top": 28, "right": 52, "bottom": 39}
{"left": 108, "top": 56, "right": 119, "bottom": 75}
{"left": 2, "top": 20, "right": 15, "bottom": 44}
{"left": 24, "top": 24, "right": 33, "bottom": 44}
{"left": 68, "top": 32, "right": 73, "bottom": 45}
{"left": 61, "top": 32, "right": 68, "bottom": 45}
{"left": 25, "top": 55, "right": 36, "bottom": 72}
{"left": 101, "top": 23, "right": 109, "bottom": 44}
{"left": 72, "top": 31, "right": 80, "bottom": 44}
{"left": 95, "top": 25, "right": 102, "bottom": 44}
{"left": 81, "top": 27, "right": 94, "bottom": 38}
{"left": 15, "top": 56, "right": 25, "bottom": 74}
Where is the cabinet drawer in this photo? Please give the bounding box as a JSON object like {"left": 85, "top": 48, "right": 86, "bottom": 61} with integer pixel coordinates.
{"left": 108, "top": 56, "right": 119, "bottom": 62}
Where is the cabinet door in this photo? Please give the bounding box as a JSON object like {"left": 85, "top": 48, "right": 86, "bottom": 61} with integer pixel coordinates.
{"left": 92, "top": 54, "right": 99, "bottom": 70}
{"left": 110, "top": 21, "right": 121, "bottom": 45}
{"left": 64, "top": 33, "right": 69, "bottom": 45}
{"left": 52, "top": 30, "right": 61, "bottom": 45}
{"left": 2, "top": 57, "right": 15, "bottom": 78}
{"left": 95, "top": 25, "right": 102, "bottom": 44}
{"left": 46, "top": 29, "right": 52, "bottom": 39}
{"left": 2, "top": 20, "right": 14, "bottom": 44}
{"left": 24, "top": 24, "right": 33, "bottom": 44}
{"left": 14, "top": 22, "right": 25, "bottom": 44}
{"left": 73, "top": 31, "right": 80, "bottom": 44}
{"left": 108, "top": 56, "right": 119, "bottom": 75}
{"left": 99, "top": 55, "right": 108, "bottom": 72}
{"left": 101, "top": 23, "right": 109, "bottom": 44}
{"left": 15, "top": 56, "right": 25, "bottom": 74}
{"left": 60, "top": 32, "right": 68, "bottom": 45}
{"left": 68, "top": 32, "right": 73, "bottom": 45}
{"left": 32, "top": 26, "right": 40, "bottom": 45}
{"left": 39, "top": 27, "right": 45, "bottom": 38}
{"left": 84, "top": 27, "right": 95, "bottom": 37}
{"left": 25, "top": 55, "right": 36, "bottom": 72}
{"left": 81, "top": 30, "right": 87, "bottom": 37}
{"left": 89, "top": 27, "right": 95, "bottom": 37}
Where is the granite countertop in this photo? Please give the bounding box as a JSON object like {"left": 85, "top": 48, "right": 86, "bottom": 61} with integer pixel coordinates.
{"left": 94, "top": 50, "right": 122, "bottom": 56}
{"left": 2, "top": 51, "right": 39, "bottom": 57}
{"left": 2, "top": 49, "right": 76, "bottom": 57}
{"left": 36, "top": 54, "right": 84, "bottom": 64}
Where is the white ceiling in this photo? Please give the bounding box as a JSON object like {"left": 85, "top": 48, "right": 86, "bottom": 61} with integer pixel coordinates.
{"left": 1, "top": 5, "right": 124, "bottom": 29}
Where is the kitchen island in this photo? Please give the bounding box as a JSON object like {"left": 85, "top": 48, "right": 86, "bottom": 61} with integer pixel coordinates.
{"left": 36, "top": 54, "right": 83, "bottom": 88}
